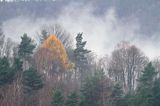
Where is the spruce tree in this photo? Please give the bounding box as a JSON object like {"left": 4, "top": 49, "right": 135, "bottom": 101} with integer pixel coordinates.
{"left": 0, "top": 57, "right": 14, "bottom": 86}
{"left": 22, "top": 67, "right": 43, "bottom": 93}
{"left": 39, "top": 29, "right": 49, "bottom": 43}
{"left": 133, "top": 62, "right": 156, "bottom": 106}
{"left": 111, "top": 83, "right": 126, "bottom": 106}
{"left": 12, "top": 58, "right": 23, "bottom": 73}
{"left": 153, "top": 78, "right": 160, "bottom": 106}
{"left": 0, "top": 57, "right": 22, "bottom": 100}
{"left": 18, "top": 33, "right": 36, "bottom": 60}
{"left": 66, "top": 91, "right": 79, "bottom": 106}
{"left": 52, "top": 89, "right": 64, "bottom": 106}
{"left": 18, "top": 33, "right": 36, "bottom": 70}
{"left": 74, "top": 33, "right": 91, "bottom": 81}
{"left": 22, "top": 67, "right": 43, "bottom": 106}
{"left": 80, "top": 69, "right": 105, "bottom": 106}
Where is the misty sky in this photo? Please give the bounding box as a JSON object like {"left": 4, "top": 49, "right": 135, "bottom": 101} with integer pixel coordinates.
{"left": 1, "top": 0, "right": 160, "bottom": 59}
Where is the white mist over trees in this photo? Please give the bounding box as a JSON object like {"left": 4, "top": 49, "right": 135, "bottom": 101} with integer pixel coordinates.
{"left": 1, "top": 1, "right": 160, "bottom": 59}
{"left": 0, "top": 24, "right": 160, "bottom": 106}
{"left": 0, "top": 1, "right": 160, "bottom": 106}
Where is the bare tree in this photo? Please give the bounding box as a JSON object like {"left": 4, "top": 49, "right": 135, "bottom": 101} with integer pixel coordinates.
{"left": 108, "top": 41, "right": 148, "bottom": 92}
{"left": 37, "top": 24, "right": 73, "bottom": 49}
{"left": 3, "top": 38, "right": 14, "bottom": 58}
{"left": 0, "top": 28, "right": 5, "bottom": 57}
{"left": 0, "top": 28, "right": 16, "bottom": 58}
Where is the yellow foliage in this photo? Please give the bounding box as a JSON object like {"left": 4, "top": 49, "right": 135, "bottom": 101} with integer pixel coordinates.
{"left": 41, "top": 35, "right": 73, "bottom": 70}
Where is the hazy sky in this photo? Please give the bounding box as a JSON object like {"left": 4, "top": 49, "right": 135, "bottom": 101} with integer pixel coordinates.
{"left": 1, "top": 0, "right": 160, "bottom": 59}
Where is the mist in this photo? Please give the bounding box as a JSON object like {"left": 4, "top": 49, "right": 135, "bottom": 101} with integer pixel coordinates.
{"left": 1, "top": 2, "right": 160, "bottom": 59}
{"left": 1, "top": 1, "right": 160, "bottom": 106}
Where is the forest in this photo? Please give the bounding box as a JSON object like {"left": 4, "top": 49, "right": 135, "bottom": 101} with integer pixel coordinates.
{"left": 0, "top": 24, "right": 160, "bottom": 106}
{"left": 0, "top": 0, "right": 160, "bottom": 106}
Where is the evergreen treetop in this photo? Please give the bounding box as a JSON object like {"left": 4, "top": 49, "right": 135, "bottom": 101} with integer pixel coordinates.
{"left": 74, "top": 33, "right": 91, "bottom": 80}
{"left": 75, "top": 33, "right": 90, "bottom": 55}
{"left": 52, "top": 89, "right": 64, "bottom": 106}
{"left": 22, "top": 67, "right": 43, "bottom": 94}
{"left": 66, "top": 91, "right": 79, "bottom": 106}
{"left": 133, "top": 62, "right": 156, "bottom": 106}
{"left": 18, "top": 33, "right": 36, "bottom": 59}
{"left": 0, "top": 57, "right": 15, "bottom": 86}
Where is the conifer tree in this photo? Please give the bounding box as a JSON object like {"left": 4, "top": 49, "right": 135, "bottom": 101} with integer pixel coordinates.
{"left": 52, "top": 89, "right": 64, "bottom": 106}
{"left": 0, "top": 57, "right": 16, "bottom": 101}
{"left": 39, "top": 29, "right": 49, "bottom": 43}
{"left": 18, "top": 33, "right": 36, "bottom": 70}
{"left": 133, "top": 62, "right": 156, "bottom": 106}
{"left": 66, "top": 91, "right": 79, "bottom": 106}
{"left": 153, "top": 78, "right": 160, "bottom": 106}
{"left": 111, "top": 83, "right": 126, "bottom": 106}
{"left": 0, "top": 57, "right": 14, "bottom": 86}
{"left": 74, "top": 33, "right": 91, "bottom": 80}
{"left": 22, "top": 67, "right": 43, "bottom": 93}
{"left": 22, "top": 67, "right": 43, "bottom": 106}
{"left": 18, "top": 33, "right": 36, "bottom": 60}
{"left": 12, "top": 58, "right": 23, "bottom": 73}
{"left": 80, "top": 69, "right": 105, "bottom": 106}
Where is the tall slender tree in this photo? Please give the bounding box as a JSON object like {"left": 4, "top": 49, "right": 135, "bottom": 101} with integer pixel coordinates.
{"left": 18, "top": 33, "right": 36, "bottom": 70}
{"left": 74, "top": 33, "right": 91, "bottom": 81}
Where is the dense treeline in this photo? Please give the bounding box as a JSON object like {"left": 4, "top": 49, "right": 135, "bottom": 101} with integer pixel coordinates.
{"left": 0, "top": 24, "right": 160, "bottom": 106}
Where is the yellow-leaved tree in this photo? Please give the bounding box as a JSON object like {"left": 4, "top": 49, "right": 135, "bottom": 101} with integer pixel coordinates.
{"left": 33, "top": 35, "right": 73, "bottom": 106}
{"left": 41, "top": 35, "right": 72, "bottom": 69}
{"left": 34, "top": 35, "right": 73, "bottom": 74}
